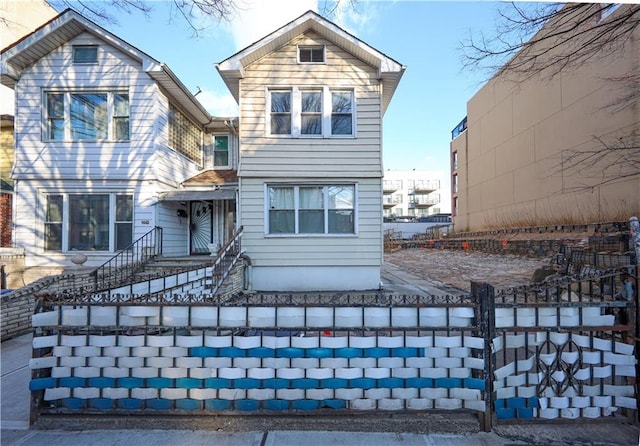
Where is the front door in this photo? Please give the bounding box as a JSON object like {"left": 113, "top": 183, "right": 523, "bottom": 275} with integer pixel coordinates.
{"left": 189, "top": 201, "right": 212, "bottom": 255}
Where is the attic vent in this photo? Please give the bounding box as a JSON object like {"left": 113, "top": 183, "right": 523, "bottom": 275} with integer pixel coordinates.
{"left": 298, "top": 45, "right": 325, "bottom": 63}
{"left": 73, "top": 46, "right": 98, "bottom": 64}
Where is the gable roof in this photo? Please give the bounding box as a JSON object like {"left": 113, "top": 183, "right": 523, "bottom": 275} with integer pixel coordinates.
{"left": 216, "top": 10, "right": 405, "bottom": 115}
{"left": 0, "top": 9, "right": 211, "bottom": 124}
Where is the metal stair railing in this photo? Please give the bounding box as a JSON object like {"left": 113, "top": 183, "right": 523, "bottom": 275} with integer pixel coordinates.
{"left": 209, "top": 226, "right": 244, "bottom": 296}
{"left": 91, "top": 226, "right": 163, "bottom": 292}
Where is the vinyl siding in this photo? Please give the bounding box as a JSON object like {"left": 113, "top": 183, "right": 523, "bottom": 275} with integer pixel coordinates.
{"left": 240, "top": 177, "right": 382, "bottom": 268}
{"left": 238, "top": 32, "right": 383, "bottom": 179}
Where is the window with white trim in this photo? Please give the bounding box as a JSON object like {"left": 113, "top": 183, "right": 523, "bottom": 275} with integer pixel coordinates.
{"left": 73, "top": 45, "right": 98, "bottom": 64}
{"left": 267, "top": 184, "right": 355, "bottom": 235}
{"left": 213, "top": 135, "right": 230, "bottom": 168}
{"left": 44, "top": 193, "right": 133, "bottom": 252}
{"left": 267, "top": 87, "right": 354, "bottom": 137}
{"left": 44, "top": 91, "right": 129, "bottom": 141}
{"left": 298, "top": 45, "right": 325, "bottom": 63}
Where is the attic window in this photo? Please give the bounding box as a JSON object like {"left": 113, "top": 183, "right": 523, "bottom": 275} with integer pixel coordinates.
{"left": 73, "top": 46, "right": 98, "bottom": 64}
{"left": 298, "top": 46, "right": 325, "bottom": 63}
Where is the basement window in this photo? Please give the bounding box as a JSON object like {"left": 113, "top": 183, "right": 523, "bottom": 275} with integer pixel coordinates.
{"left": 298, "top": 45, "right": 325, "bottom": 63}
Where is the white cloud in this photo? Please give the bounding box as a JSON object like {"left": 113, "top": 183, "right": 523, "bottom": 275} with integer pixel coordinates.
{"left": 196, "top": 89, "right": 239, "bottom": 117}
{"left": 229, "top": 0, "right": 317, "bottom": 50}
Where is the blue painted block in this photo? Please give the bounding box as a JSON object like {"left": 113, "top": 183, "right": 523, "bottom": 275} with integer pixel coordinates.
{"left": 264, "top": 399, "right": 289, "bottom": 411}
{"left": 527, "top": 397, "right": 540, "bottom": 408}
{"left": 335, "top": 347, "right": 362, "bottom": 358}
{"left": 29, "top": 377, "right": 56, "bottom": 391}
{"left": 118, "top": 398, "right": 143, "bottom": 410}
{"left": 321, "top": 378, "right": 348, "bottom": 389}
{"left": 205, "top": 399, "right": 230, "bottom": 410}
{"left": 205, "top": 378, "right": 231, "bottom": 389}
{"left": 235, "top": 378, "right": 260, "bottom": 389}
{"left": 406, "top": 377, "right": 433, "bottom": 388}
{"left": 147, "top": 399, "right": 172, "bottom": 410}
{"left": 276, "top": 347, "right": 304, "bottom": 358}
{"left": 88, "top": 377, "right": 115, "bottom": 388}
{"left": 176, "top": 378, "right": 203, "bottom": 389}
{"left": 320, "top": 399, "right": 347, "bottom": 410}
{"left": 434, "top": 378, "right": 461, "bottom": 389}
{"left": 291, "top": 378, "right": 319, "bottom": 389}
{"left": 248, "top": 347, "right": 274, "bottom": 358}
{"left": 350, "top": 377, "right": 376, "bottom": 389}
{"left": 219, "top": 347, "right": 245, "bottom": 358}
{"left": 392, "top": 347, "right": 418, "bottom": 358}
{"left": 507, "top": 397, "right": 526, "bottom": 409}
{"left": 463, "top": 378, "right": 485, "bottom": 391}
{"left": 235, "top": 399, "right": 260, "bottom": 411}
{"left": 89, "top": 398, "right": 114, "bottom": 410}
{"left": 494, "top": 399, "right": 505, "bottom": 409}
{"left": 59, "top": 377, "right": 85, "bottom": 388}
{"left": 190, "top": 346, "right": 217, "bottom": 357}
{"left": 62, "top": 398, "right": 84, "bottom": 409}
{"left": 147, "top": 377, "right": 174, "bottom": 389}
{"left": 176, "top": 399, "right": 201, "bottom": 410}
{"left": 306, "top": 348, "right": 332, "bottom": 359}
{"left": 496, "top": 407, "right": 516, "bottom": 420}
{"left": 262, "top": 378, "right": 289, "bottom": 390}
{"left": 364, "top": 347, "right": 389, "bottom": 358}
{"left": 517, "top": 407, "right": 534, "bottom": 419}
{"left": 378, "top": 377, "right": 404, "bottom": 389}
{"left": 118, "top": 377, "right": 144, "bottom": 389}
{"left": 292, "top": 399, "right": 319, "bottom": 410}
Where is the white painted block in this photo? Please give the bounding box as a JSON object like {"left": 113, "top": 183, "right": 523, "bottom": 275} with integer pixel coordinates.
{"left": 582, "top": 407, "right": 601, "bottom": 418}
{"left": 464, "top": 400, "right": 486, "bottom": 412}
{"left": 550, "top": 396, "right": 569, "bottom": 409}
{"left": 539, "top": 408, "right": 559, "bottom": 419}
{"left": 161, "top": 347, "right": 188, "bottom": 358}
{"left": 161, "top": 367, "right": 188, "bottom": 379}
{"left": 604, "top": 352, "right": 636, "bottom": 366}
{"left": 131, "top": 367, "right": 158, "bottom": 378}
{"left": 594, "top": 395, "right": 613, "bottom": 407}
{"left": 505, "top": 334, "right": 526, "bottom": 349}
{"left": 604, "top": 385, "right": 635, "bottom": 397}
{"left": 420, "top": 368, "right": 447, "bottom": 379}
{"left": 247, "top": 307, "right": 275, "bottom": 327}
{"left": 307, "top": 388, "right": 334, "bottom": 400}
{"left": 435, "top": 357, "right": 462, "bottom": 368}
{"left": 233, "top": 358, "right": 260, "bottom": 369}
{"left": 365, "top": 388, "right": 390, "bottom": 400}
{"left": 464, "top": 357, "right": 484, "bottom": 370}
{"left": 161, "top": 388, "right": 187, "bottom": 400}
{"left": 118, "top": 357, "right": 144, "bottom": 368}
{"left": 593, "top": 365, "right": 612, "bottom": 378}
{"left": 615, "top": 396, "right": 636, "bottom": 409}
{"left": 177, "top": 357, "right": 203, "bottom": 368}
{"left": 190, "top": 307, "right": 218, "bottom": 327}
{"left": 291, "top": 358, "right": 319, "bottom": 369}
{"left": 377, "top": 336, "right": 404, "bottom": 348}
{"left": 335, "top": 368, "right": 363, "bottom": 380}
{"left": 436, "top": 398, "right": 462, "bottom": 410}
{"left": 88, "top": 356, "right": 115, "bottom": 368}
{"left": 190, "top": 388, "right": 217, "bottom": 400}
{"left": 449, "top": 368, "right": 471, "bottom": 378}
{"left": 61, "top": 335, "right": 86, "bottom": 347}
{"left": 335, "top": 388, "right": 363, "bottom": 400}
{"left": 60, "top": 356, "right": 85, "bottom": 368}
{"left": 494, "top": 362, "right": 516, "bottom": 380}
{"left": 405, "top": 336, "right": 433, "bottom": 348}
{"left": 276, "top": 307, "right": 304, "bottom": 328}
{"left": 102, "top": 367, "right": 129, "bottom": 378}
{"left": 419, "top": 308, "right": 446, "bottom": 327}
{"left": 320, "top": 358, "right": 348, "bottom": 368}
{"left": 132, "top": 388, "right": 159, "bottom": 400}
{"left": 424, "top": 347, "right": 447, "bottom": 358}
{"left": 29, "top": 357, "right": 56, "bottom": 369}
{"left": 320, "top": 336, "right": 348, "bottom": 348}
{"left": 571, "top": 396, "right": 591, "bottom": 408}
{"left": 121, "top": 306, "right": 159, "bottom": 318}
{"left": 147, "top": 335, "right": 174, "bottom": 347}
{"left": 103, "top": 346, "right": 128, "bottom": 357}
{"left": 449, "top": 347, "right": 470, "bottom": 358}
{"left": 378, "top": 358, "right": 403, "bottom": 369}
{"left": 189, "top": 368, "right": 211, "bottom": 379}
{"left": 306, "top": 307, "right": 333, "bottom": 327}
{"left": 146, "top": 357, "right": 174, "bottom": 368}
{"left": 436, "top": 335, "right": 462, "bottom": 349}
{"left": 291, "top": 336, "right": 319, "bottom": 349}
{"left": 496, "top": 387, "right": 516, "bottom": 399}
{"left": 88, "top": 335, "right": 116, "bottom": 347}
{"left": 391, "top": 388, "right": 418, "bottom": 399}
{"left": 449, "top": 317, "right": 473, "bottom": 327}
{"left": 451, "top": 307, "right": 475, "bottom": 318}
{"left": 306, "top": 368, "right": 333, "bottom": 380}
{"left": 348, "top": 336, "right": 376, "bottom": 348}
{"left": 44, "top": 387, "right": 70, "bottom": 401}
{"left": 407, "top": 398, "right": 432, "bottom": 410}
{"left": 463, "top": 336, "right": 483, "bottom": 350}
{"left": 364, "top": 368, "right": 390, "bottom": 379}
{"left": 379, "top": 399, "right": 404, "bottom": 410}
{"left": 517, "top": 386, "right": 537, "bottom": 398}
{"left": 247, "top": 389, "right": 275, "bottom": 401}
{"left": 363, "top": 308, "right": 390, "bottom": 327}
{"left": 176, "top": 335, "right": 202, "bottom": 348}
{"left": 62, "top": 307, "right": 88, "bottom": 326}
{"left": 276, "top": 388, "right": 305, "bottom": 400}
{"left": 103, "top": 387, "right": 128, "bottom": 399}
{"left": 261, "top": 336, "right": 289, "bottom": 349}
{"left": 233, "top": 336, "right": 261, "bottom": 349}
{"left": 335, "top": 308, "right": 363, "bottom": 327}
{"left": 392, "top": 367, "right": 418, "bottom": 379}
{"left": 406, "top": 358, "right": 433, "bottom": 368}
{"left": 420, "top": 388, "right": 447, "bottom": 399}
{"left": 163, "top": 307, "right": 190, "bottom": 326}
{"left": 560, "top": 408, "right": 580, "bottom": 419}
{"left": 132, "top": 347, "right": 159, "bottom": 357}
{"left": 277, "top": 367, "right": 304, "bottom": 379}
{"left": 391, "top": 308, "right": 417, "bottom": 327}
{"left": 118, "top": 336, "right": 144, "bottom": 347}
{"left": 33, "top": 335, "right": 59, "bottom": 349}
{"left": 247, "top": 367, "right": 275, "bottom": 380}
{"left": 506, "top": 374, "right": 526, "bottom": 387}
{"left": 451, "top": 388, "right": 481, "bottom": 400}
{"left": 73, "top": 367, "right": 100, "bottom": 378}
{"left": 218, "top": 367, "right": 245, "bottom": 379}
{"left": 351, "top": 399, "right": 375, "bottom": 410}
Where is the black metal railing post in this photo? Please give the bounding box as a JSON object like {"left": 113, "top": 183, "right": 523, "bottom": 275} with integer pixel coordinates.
{"left": 474, "top": 281, "right": 495, "bottom": 432}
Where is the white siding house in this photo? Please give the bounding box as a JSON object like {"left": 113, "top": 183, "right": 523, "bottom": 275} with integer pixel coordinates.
{"left": 217, "top": 11, "right": 405, "bottom": 291}
{"left": 2, "top": 9, "right": 404, "bottom": 292}
{"left": 1, "top": 10, "right": 238, "bottom": 269}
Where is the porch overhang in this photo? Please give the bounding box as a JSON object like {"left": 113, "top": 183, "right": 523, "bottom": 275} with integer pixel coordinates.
{"left": 158, "top": 189, "right": 236, "bottom": 202}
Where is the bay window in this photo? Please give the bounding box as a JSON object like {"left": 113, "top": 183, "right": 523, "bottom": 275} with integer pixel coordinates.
{"left": 267, "top": 184, "right": 355, "bottom": 235}
{"left": 267, "top": 87, "right": 354, "bottom": 137}
{"left": 45, "top": 91, "right": 129, "bottom": 141}
{"left": 44, "top": 193, "right": 133, "bottom": 252}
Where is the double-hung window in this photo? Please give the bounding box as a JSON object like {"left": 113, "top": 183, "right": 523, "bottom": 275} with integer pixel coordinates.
{"left": 267, "top": 184, "right": 355, "bottom": 235}
{"left": 44, "top": 193, "right": 133, "bottom": 252}
{"left": 213, "top": 135, "right": 230, "bottom": 168}
{"left": 44, "top": 91, "right": 129, "bottom": 141}
{"left": 267, "top": 87, "right": 354, "bottom": 137}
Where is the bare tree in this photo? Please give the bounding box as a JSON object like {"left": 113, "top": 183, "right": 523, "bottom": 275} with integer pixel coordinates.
{"left": 461, "top": 3, "right": 640, "bottom": 191}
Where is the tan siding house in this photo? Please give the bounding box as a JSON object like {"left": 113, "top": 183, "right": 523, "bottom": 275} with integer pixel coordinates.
{"left": 218, "top": 11, "right": 404, "bottom": 291}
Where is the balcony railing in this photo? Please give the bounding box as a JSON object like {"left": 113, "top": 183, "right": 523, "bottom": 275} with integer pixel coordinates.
{"left": 409, "top": 196, "right": 440, "bottom": 208}
{"left": 382, "top": 180, "right": 402, "bottom": 194}
{"left": 412, "top": 181, "right": 439, "bottom": 194}
{"left": 451, "top": 116, "right": 467, "bottom": 140}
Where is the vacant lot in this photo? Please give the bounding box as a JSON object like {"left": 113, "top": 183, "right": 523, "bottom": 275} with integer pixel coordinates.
{"left": 384, "top": 248, "right": 551, "bottom": 292}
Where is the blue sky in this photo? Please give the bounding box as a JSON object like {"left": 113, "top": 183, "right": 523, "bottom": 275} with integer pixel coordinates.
{"left": 85, "top": 0, "right": 506, "bottom": 174}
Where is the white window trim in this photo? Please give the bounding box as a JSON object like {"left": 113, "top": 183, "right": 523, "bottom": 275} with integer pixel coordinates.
{"left": 72, "top": 45, "right": 98, "bottom": 64}
{"left": 266, "top": 86, "right": 356, "bottom": 139}
{"left": 212, "top": 133, "right": 232, "bottom": 169}
{"left": 42, "top": 89, "right": 130, "bottom": 142}
{"left": 297, "top": 45, "right": 325, "bottom": 64}
{"left": 264, "top": 183, "right": 358, "bottom": 237}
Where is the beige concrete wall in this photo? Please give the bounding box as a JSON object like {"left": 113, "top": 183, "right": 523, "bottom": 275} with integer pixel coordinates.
{"left": 452, "top": 5, "right": 640, "bottom": 232}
